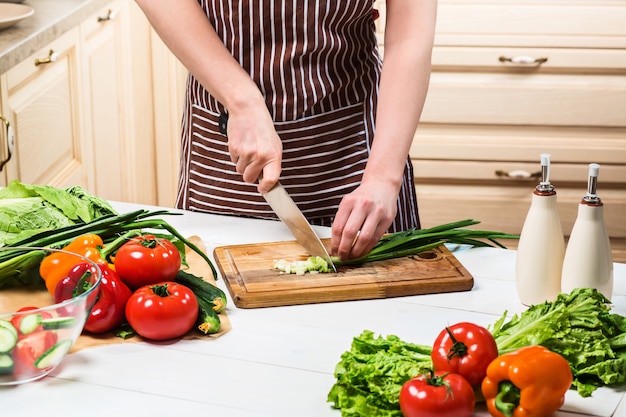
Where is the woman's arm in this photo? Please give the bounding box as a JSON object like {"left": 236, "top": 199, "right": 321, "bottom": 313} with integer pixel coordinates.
{"left": 331, "top": 0, "right": 437, "bottom": 260}
{"left": 135, "top": 0, "right": 282, "bottom": 191}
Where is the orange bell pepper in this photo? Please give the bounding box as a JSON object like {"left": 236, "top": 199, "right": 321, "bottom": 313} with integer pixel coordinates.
{"left": 40, "top": 234, "right": 108, "bottom": 295}
{"left": 481, "top": 345, "right": 573, "bottom": 417}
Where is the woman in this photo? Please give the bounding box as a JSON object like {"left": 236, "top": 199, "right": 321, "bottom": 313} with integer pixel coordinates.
{"left": 135, "top": 0, "right": 437, "bottom": 260}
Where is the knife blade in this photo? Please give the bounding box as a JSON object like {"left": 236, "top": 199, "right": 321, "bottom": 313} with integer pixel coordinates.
{"left": 262, "top": 182, "right": 337, "bottom": 272}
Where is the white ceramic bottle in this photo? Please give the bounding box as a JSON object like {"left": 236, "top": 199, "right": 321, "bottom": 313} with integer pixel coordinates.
{"left": 515, "top": 153, "right": 565, "bottom": 306}
{"left": 561, "top": 163, "right": 614, "bottom": 300}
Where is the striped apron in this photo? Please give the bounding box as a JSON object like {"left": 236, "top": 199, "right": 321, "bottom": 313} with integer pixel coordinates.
{"left": 176, "top": 0, "right": 420, "bottom": 232}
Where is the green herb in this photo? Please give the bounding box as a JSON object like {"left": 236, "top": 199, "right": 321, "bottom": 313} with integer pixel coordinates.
{"left": 327, "top": 330, "right": 432, "bottom": 417}
{"left": 275, "top": 219, "right": 519, "bottom": 274}
{"left": 490, "top": 287, "right": 626, "bottom": 397}
{"left": 114, "top": 322, "right": 137, "bottom": 339}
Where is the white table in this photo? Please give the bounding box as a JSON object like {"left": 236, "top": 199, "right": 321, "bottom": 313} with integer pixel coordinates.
{"left": 1, "top": 202, "right": 625, "bottom": 417}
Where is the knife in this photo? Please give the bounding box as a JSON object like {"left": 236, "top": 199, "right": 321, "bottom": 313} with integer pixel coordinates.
{"left": 262, "top": 182, "right": 337, "bottom": 273}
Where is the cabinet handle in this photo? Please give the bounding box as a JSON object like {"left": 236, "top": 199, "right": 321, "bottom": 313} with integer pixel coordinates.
{"left": 97, "top": 9, "right": 118, "bottom": 22}
{"left": 495, "top": 169, "right": 541, "bottom": 179}
{"left": 0, "top": 115, "right": 15, "bottom": 171}
{"left": 498, "top": 55, "right": 548, "bottom": 66}
{"left": 34, "top": 49, "right": 60, "bottom": 66}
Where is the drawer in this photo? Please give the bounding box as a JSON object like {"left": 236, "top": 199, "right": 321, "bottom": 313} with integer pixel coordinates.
{"left": 434, "top": 1, "right": 626, "bottom": 49}
{"left": 412, "top": 125, "right": 626, "bottom": 165}
{"left": 6, "top": 29, "right": 79, "bottom": 91}
{"left": 420, "top": 72, "right": 626, "bottom": 127}
{"left": 432, "top": 47, "right": 626, "bottom": 73}
{"left": 412, "top": 159, "right": 626, "bottom": 187}
{"left": 414, "top": 184, "right": 626, "bottom": 238}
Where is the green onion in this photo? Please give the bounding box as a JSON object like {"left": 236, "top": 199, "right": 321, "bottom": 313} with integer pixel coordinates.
{"left": 0, "top": 210, "right": 217, "bottom": 289}
{"left": 275, "top": 219, "right": 519, "bottom": 274}
{"left": 334, "top": 219, "right": 518, "bottom": 267}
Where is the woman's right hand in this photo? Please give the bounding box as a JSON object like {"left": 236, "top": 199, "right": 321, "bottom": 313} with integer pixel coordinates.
{"left": 225, "top": 105, "right": 283, "bottom": 194}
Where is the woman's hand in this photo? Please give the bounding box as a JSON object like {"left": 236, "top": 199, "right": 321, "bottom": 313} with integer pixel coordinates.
{"left": 225, "top": 107, "right": 283, "bottom": 193}
{"left": 330, "top": 180, "right": 399, "bottom": 260}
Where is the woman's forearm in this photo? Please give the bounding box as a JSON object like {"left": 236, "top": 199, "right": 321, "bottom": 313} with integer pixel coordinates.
{"left": 134, "top": 0, "right": 264, "bottom": 113}
{"left": 363, "top": 0, "right": 437, "bottom": 189}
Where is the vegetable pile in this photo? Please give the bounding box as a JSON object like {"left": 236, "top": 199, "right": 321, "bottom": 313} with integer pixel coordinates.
{"left": 274, "top": 219, "right": 519, "bottom": 275}
{"left": 328, "top": 288, "right": 626, "bottom": 417}
{"left": 0, "top": 181, "right": 229, "bottom": 376}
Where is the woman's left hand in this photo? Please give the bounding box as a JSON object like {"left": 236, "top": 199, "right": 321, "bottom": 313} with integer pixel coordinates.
{"left": 330, "top": 180, "right": 398, "bottom": 260}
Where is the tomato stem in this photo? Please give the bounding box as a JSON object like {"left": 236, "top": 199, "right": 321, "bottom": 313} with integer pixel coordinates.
{"left": 445, "top": 326, "right": 468, "bottom": 359}
{"left": 140, "top": 236, "right": 159, "bottom": 249}
{"left": 150, "top": 284, "right": 171, "bottom": 297}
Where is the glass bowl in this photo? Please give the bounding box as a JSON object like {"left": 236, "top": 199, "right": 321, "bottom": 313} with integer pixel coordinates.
{"left": 0, "top": 247, "right": 102, "bottom": 385}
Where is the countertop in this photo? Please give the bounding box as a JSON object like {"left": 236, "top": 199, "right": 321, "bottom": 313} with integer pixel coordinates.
{"left": 0, "top": 0, "right": 112, "bottom": 74}
{"left": 1, "top": 201, "right": 625, "bottom": 417}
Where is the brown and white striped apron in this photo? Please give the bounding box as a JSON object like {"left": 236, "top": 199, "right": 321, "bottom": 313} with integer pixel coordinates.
{"left": 176, "top": 0, "right": 420, "bottom": 232}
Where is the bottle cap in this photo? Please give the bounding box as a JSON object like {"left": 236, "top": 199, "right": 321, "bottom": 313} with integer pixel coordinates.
{"left": 537, "top": 153, "right": 555, "bottom": 192}
{"left": 583, "top": 163, "right": 601, "bottom": 203}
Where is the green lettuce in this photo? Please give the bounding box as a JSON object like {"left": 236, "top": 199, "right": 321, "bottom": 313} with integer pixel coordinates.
{"left": 0, "top": 180, "right": 117, "bottom": 246}
{"left": 327, "top": 330, "right": 432, "bottom": 417}
{"left": 490, "top": 287, "right": 626, "bottom": 397}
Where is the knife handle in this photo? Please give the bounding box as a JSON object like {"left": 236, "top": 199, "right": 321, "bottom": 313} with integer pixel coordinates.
{"left": 219, "top": 113, "right": 229, "bottom": 136}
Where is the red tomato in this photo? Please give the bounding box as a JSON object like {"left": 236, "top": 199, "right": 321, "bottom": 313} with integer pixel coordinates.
{"left": 13, "top": 330, "right": 58, "bottom": 373}
{"left": 125, "top": 282, "right": 198, "bottom": 341}
{"left": 114, "top": 235, "right": 182, "bottom": 289}
{"left": 399, "top": 371, "right": 475, "bottom": 417}
{"left": 431, "top": 322, "right": 499, "bottom": 388}
{"left": 10, "top": 307, "right": 53, "bottom": 338}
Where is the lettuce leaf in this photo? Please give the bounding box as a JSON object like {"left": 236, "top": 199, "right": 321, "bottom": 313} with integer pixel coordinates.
{"left": 327, "top": 330, "right": 432, "bottom": 417}
{"left": 490, "top": 288, "right": 626, "bottom": 397}
{"left": 0, "top": 180, "right": 117, "bottom": 246}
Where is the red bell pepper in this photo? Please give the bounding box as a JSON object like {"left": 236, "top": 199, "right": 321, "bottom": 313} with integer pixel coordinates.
{"left": 53, "top": 262, "right": 100, "bottom": 305}
{"left": 82, "top": 264, "right": 131, "bottom": 334}
{"left": 53, "top": 262, "right": 130, "bottom": 334}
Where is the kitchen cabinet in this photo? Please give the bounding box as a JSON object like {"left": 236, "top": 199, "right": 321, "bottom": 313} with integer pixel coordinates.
{"left": 148, "top": 35, "right": 188, "bottom": 208}
{"left": 0, "top": 1, "right": 158, "bottom": 204}
{"left": 79, "top": 1, "right": 157, "bottom": 204}
{"left": 0, "top": 28, "right": 87, "bottom": 189}
{"left": 375, "top": 0, "right": 626, "bottom": 261}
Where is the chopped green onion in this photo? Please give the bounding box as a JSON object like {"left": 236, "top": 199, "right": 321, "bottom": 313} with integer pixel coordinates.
{"left": 275, "top": 219, "right": 519, "bottom": 274}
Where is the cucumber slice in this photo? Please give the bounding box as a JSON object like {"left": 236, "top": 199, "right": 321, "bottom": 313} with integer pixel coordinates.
{"left": 41, "top": 317, "right": 76, "bottom": 330}
{"left": 0, "top": 327, "right": 17, "bottom": 353}
{"left": 19, "top": 313, "right": 42, "bottom": 335}
{"left": 0, "top": 353, "right": 14, "bottom": 375}
{"left": 0, "top": 319, "right": 17, "bottom": 338}
{"left": 34, "top": 339, "right": 72, "bottom": 369}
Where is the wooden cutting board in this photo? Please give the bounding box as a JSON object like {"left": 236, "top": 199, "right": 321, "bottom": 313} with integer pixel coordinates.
{"left": 213, "top": 239, "right": 473, "bottom": 308}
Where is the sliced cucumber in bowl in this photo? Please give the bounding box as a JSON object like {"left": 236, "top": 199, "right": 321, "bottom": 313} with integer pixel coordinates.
{"left": 18, "top": 313, "right": 42, "bottom": 335}
{"left": 34, "top": 339, "right": 72, "bottom": 370}
{"left": 41, "top": 317, "right": 76, "bottom": 330}
{"left": 0, "top": 354, "right": 14, "bottom": 375}
{"left": 0, "top": 320, "right": 17, "bottom": 353}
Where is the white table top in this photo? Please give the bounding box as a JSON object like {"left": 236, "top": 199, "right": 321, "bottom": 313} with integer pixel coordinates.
{"left": 2, "top": 202, "right": 625, "bottom": 417}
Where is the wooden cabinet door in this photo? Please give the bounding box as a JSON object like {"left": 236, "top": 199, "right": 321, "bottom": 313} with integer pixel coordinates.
{"left": 80, "top": 1, "right": 158, "bottom": 204}
{"left": 80, "top": 4, "right": 126, "bottom": 202}
{"left": 1, "top": 29, "right": 92, "bottom": 189}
